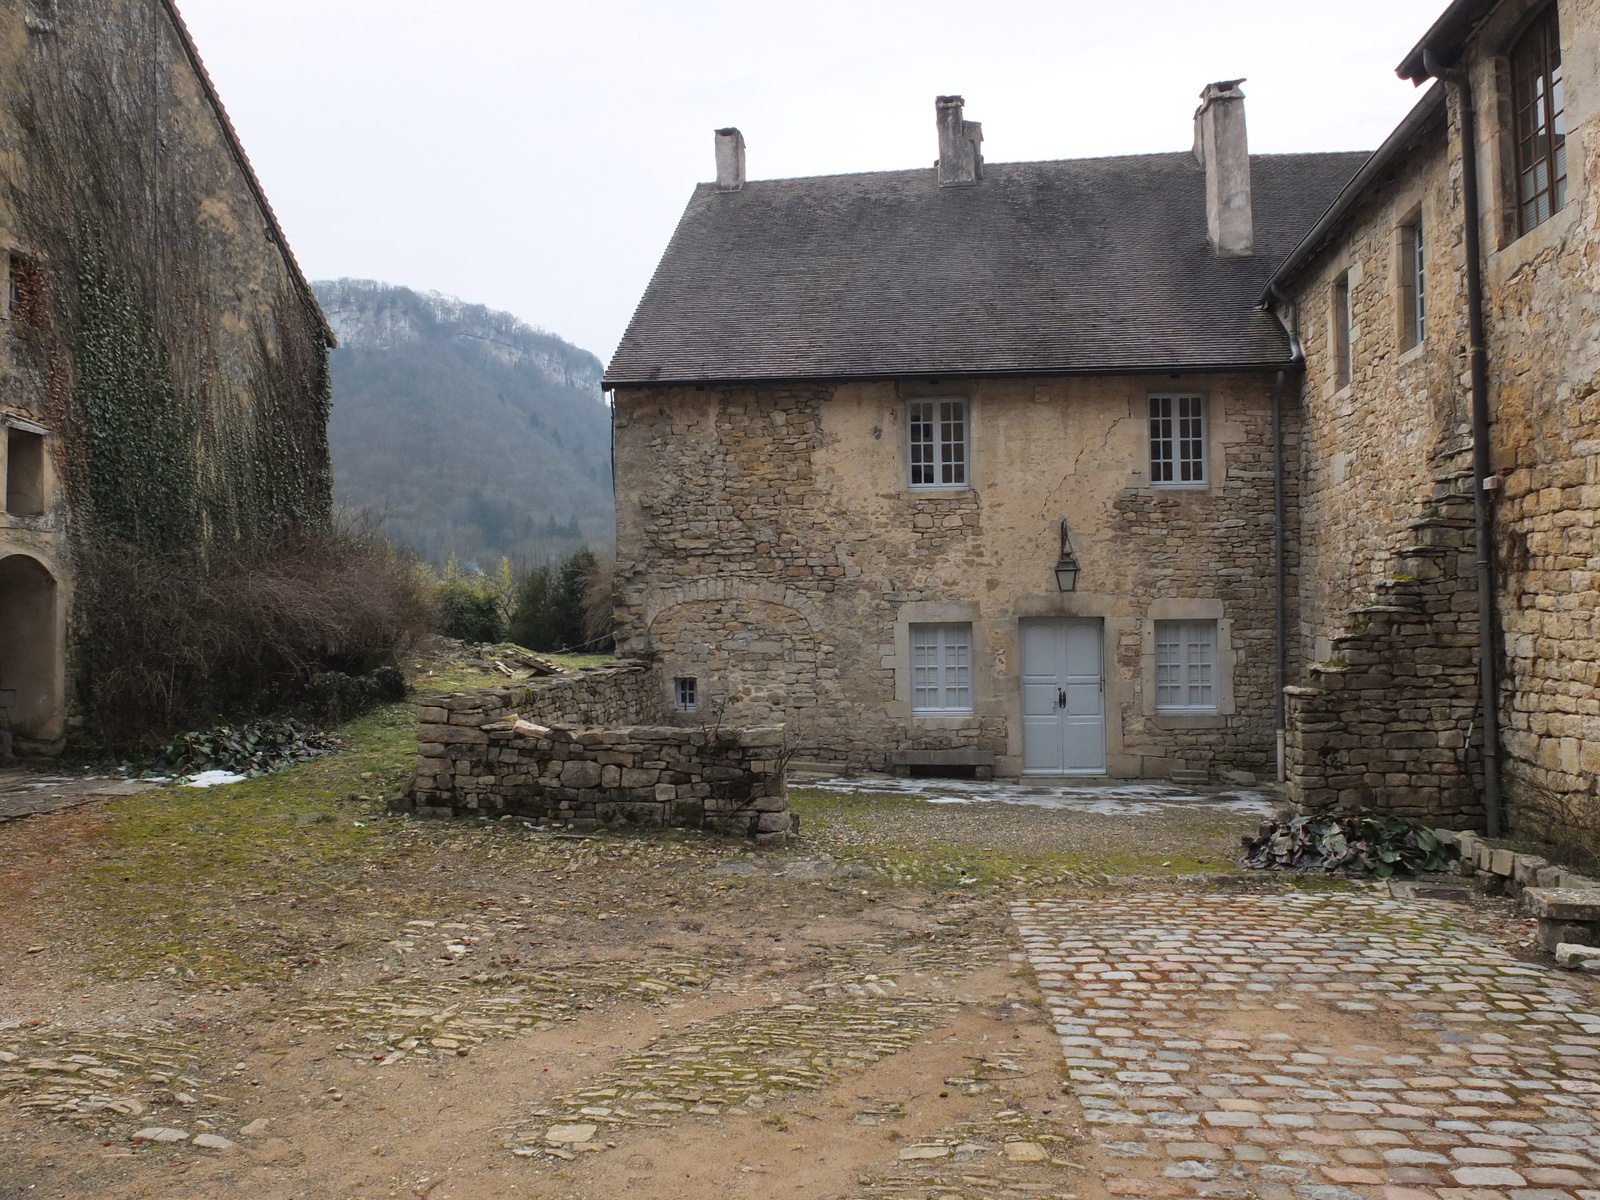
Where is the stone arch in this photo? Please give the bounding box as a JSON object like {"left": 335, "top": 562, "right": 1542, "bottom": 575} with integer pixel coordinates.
{"left": 0, "top": 552, "right": 62, "bottom": 752}
{"left": 649, "top": 597, "right": 829, "bottom": 724}
{"left": 641, "top": 578, "right": 823, "bottom": 635}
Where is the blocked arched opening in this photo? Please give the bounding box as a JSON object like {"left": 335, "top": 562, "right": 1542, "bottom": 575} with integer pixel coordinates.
{"left": 0, "top": 553, "right": 61, "bottom": 748}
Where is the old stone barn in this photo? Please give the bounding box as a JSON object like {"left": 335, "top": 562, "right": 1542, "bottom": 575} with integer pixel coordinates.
{"left": 0, "top": 0, "right": 332, "bottom": 754}
{"left": 608, "top": 0, "right": 1600, "bottom": 838}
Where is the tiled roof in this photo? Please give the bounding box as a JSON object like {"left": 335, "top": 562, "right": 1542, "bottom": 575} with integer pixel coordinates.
{"left": 605, "top": 150, "right": 1369, "bottom": 386}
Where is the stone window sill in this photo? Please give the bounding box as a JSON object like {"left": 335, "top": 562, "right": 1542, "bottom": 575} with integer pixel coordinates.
{"left": 904, "top": 488, "right": 972, "bottom": 500}
{"left": 910, "top": 712, "right": 978, "bottom": 723}
{"left": 1150, "top": 713, "right": 1226, "bottom": 729}
{"left": 1398, "top": 342, "right": 1426, "bottom": 367}
{"left": 1489, "top": 203, "right": 1580, "bottom": 286}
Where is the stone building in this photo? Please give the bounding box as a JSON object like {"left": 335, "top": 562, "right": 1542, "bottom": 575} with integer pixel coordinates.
{"left": 607, "top": 93, "right": 1366, "bottom": 779}
{"left": 1266, "top": 0, "right": 1600, "bottom": 835}
{"left": 0, "top": 0, "right": 332, "bottom": 755}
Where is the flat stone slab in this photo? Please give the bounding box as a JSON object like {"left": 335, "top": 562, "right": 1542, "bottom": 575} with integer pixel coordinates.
{"left": 1013, "top": 888, "right": 1600, "bottom": 1200}
{"left": 800, "top": 773, "right": 1275, "bottom": 816}
{"left": 1524, "top": 886, "right": 1600, "bottom": 921}
{"left": 0, "top": 770, "right": 162, "bottom": 823}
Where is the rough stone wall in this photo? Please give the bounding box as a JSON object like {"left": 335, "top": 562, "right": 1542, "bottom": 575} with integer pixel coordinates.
{"left": 613, "top": 373, "right": 1295, "bottom": 778}
{"left": 0, "top": 0, "right": 330, "bottom": 752}
{"left": 1281, "top": 0, "right": 1600, "bottom": 833}
{"left": 400, "top": 666, "right": 790, "bottom": 843}
{"left": 1476, "top": 0, "right": 1600, "bottom": 834}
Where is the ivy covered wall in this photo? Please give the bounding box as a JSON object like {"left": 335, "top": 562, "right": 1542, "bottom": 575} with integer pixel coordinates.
{"left": 0, "top": 0, "right": 335, "bottom": 740}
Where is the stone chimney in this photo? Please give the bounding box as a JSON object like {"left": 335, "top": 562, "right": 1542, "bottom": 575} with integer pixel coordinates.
{"left": 1192, "top": 80, "right": 1253, "bottom": 257}
{"left": 715, "top": 127, "right": 745, "bottom": 192}
{"left": 936, "top": 96, "right": 983, "bottom": 187}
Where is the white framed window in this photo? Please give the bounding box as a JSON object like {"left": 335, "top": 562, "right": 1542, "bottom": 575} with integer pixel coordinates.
{"left": 1400, "top": 218, "right": 1425, "bottom": 350}
{"left": 1155, "top": 620, "right": 1217, "bottom": 712}
{"left": 910, "top": 623, "right": 972, "bottom": 712}
{"left": 1149, "top": 395, "right": 1206, "bottom": 486}
{"left": 674, "top": 677, "right": 698, "bottom": 711}
{"left": 908, "top": 399, "right": 968, "bottom": 488}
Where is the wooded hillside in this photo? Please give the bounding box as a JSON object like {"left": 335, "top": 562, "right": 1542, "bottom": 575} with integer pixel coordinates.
{"left": 315, "top": 279, "right": 614, "bottom": 567}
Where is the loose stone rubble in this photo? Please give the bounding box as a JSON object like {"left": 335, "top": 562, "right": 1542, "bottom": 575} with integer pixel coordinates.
{"left": 1016, "top": 888, "right": 1600, "bottom": 1200}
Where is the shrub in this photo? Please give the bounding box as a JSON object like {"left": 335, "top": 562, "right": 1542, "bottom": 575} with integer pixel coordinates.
{"left": 73, "top": 523, "right": 433, "bottom": 746}
{"left": 437, "top": 580, "right": 505, "bottom": 643}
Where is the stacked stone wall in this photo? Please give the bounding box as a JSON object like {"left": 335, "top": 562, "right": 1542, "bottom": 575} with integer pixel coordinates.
{"left": 1283, "top": 2, "right": 1600, "bottom": 838}
{"left": 1286, "top": 489, "right": 1485, "bottom": 825}
{"left": 614, "top": 374, "right": 1292, "bottom": 779}
{"left": 398, "top": 664, "right": 791, "bottom": 843}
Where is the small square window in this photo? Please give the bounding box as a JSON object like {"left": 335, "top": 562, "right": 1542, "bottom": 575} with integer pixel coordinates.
{"left": 674, "top": 677, "right": 698, "bottom": 712}
{"left": 1155, "top": 619, "right": 1217, "bottom": 713}
{"left": 908, "top": 399, "right": 968, "bottom": 489}
{"left": 910, "top": 623, "right": 973, "bottom": 713}
{"left": 1149, "top": 395, "right": 1206, "bottom": 487}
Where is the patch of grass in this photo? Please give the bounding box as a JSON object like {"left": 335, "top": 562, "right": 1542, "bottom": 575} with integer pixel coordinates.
{"left": 789, "top": 787, "right": 1246, "bottom": 893}
{"left": 66, "top": 700, "right": 423, "bottom": 985}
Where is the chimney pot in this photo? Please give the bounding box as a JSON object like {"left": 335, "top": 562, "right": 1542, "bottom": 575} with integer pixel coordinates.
{"left": 1193, "top": 79, "right": 1253, "bottom": 256}
{"left": 935, "top": 96, "right": 983, "bottom": 187}
{"left": 714, "top": 127, "right": 745, "bottom": 192}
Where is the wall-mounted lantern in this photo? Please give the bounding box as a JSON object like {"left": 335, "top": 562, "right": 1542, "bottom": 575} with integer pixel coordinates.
{"left": 1054, "top": 520, "right": 1080, "bottom": 593}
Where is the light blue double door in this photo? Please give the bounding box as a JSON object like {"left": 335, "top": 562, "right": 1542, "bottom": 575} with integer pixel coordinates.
{"left": 1020, "top": 618, "right": 1106, "bottom": 774}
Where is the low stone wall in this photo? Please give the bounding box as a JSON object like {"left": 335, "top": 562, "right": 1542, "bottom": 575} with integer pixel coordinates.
{"left": 1286, "top": 492, "right": 1486, "bottom": 828}
{"left": 396, "top": 666, "right": 791, "bottom": 843}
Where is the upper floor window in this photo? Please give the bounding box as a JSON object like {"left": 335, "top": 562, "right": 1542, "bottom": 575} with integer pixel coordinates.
{"left": 1155, "top": 619, "right": 1217, "bottom": 713}
{"left": 1333, "top": 273, "right": 1352, "bottom": 388}
{"left": 1149, "top": 395, "right": 1205, "bottom": 487}
{"left": 910, "top": 622, "right": 972, "bottom": 712}
{"left": 1400, "top": 218, "right": 1425, "bottom": 351}
{"left": 1512, "top": 4, "right": 1566, "bottom": 235}
{"left": 908, "top": 399, "right": 967, "bottom": 488}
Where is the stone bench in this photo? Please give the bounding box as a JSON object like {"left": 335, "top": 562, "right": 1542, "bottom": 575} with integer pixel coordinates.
{"left": 890, "top": 749, "right": 994, "bottom": 779}
{"left": 1523, "top": 888, "right": 1600, "bottom": 951}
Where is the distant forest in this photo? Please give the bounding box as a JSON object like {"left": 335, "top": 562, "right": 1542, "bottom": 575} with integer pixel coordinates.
{"left": 315, "top": 279, "right": 614, "bottom": 569}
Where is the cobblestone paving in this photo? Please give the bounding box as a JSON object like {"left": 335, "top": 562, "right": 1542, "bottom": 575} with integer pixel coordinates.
{"left": 0, "top": 1025, "right": 227, "bottom": 1127}
{"left": 1015, "top": 889, "right": 1600, "bottom": 1200}
{"left": 507, "top": 996, "right": 961, "bottom": 1158}
{"left": 836, "top": 1047, "right": 1084, "bottom": 1200}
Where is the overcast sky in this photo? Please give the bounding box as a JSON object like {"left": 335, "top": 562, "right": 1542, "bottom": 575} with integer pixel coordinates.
{"left": 176, "top": 0, "right": 1448, "bottom": 362}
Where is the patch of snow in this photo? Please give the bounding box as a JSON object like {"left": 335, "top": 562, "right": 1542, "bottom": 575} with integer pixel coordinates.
{"left": 182, "top": 770, "right": 248, "bottom": 789}
{"left": 797, "top": 774, "right": 1276, "bottom": 817}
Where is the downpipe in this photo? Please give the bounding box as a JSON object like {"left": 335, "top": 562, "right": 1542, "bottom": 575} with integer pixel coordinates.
{"left": 1425, "top": 49, "right": 1503, "bottom": 837}
{"left": 1271, "top": 367, "right": 1288, "bottom": 785}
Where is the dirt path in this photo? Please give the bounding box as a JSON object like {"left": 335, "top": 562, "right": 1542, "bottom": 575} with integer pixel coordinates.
{"left": 0, "top": 701, "right": 1558, "bottom": 1200}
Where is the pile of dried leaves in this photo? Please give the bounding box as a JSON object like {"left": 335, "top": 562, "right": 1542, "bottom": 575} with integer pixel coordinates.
{"left": 1240, "top": 812, "right": 1457, "bottom": 877}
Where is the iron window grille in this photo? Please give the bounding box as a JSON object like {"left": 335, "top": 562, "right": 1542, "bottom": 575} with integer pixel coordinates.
{"left": 910, "top": 623, "right": 973, "bottom": 712}
{"left": 1149, "top": 395, "right": 1206, "bottom": 486}
{"left": 1512, "top": 4, "right": 1566, "bottom": 236}
{"left": 908, "top": 399, "right": 968, "bottom": 488}
{"left": 1155, "top": 619, "right": 1218, "bottom": 712}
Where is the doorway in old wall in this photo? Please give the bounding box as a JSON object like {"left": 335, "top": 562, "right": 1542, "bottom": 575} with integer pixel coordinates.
{"left": 1020, "top": 617, "right": 1106, "bottom": 774}
{"left": 0, "top": 554, "right": 60, "bottom": 754}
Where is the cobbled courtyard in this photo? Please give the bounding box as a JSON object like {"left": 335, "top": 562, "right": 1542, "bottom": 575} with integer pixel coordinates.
{"left": 0, "top": 689, "right": 1580, "bottom": 1200}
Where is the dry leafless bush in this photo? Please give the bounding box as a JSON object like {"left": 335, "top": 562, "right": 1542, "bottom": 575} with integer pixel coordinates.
{"left": 1509, "top": 780, "right": 1600, "bottom": 870}
{"left": 75, "top": 523, "right": 434, "bottom": 745}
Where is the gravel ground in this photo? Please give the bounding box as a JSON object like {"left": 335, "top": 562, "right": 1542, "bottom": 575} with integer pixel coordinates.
{"left": 0, "top": 665, "right": 1545, "bottom": 1200}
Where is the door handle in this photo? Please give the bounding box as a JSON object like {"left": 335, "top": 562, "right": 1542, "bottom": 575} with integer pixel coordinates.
{"left": 1057, "top": 688, "right": 1067, "bottom": 709}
